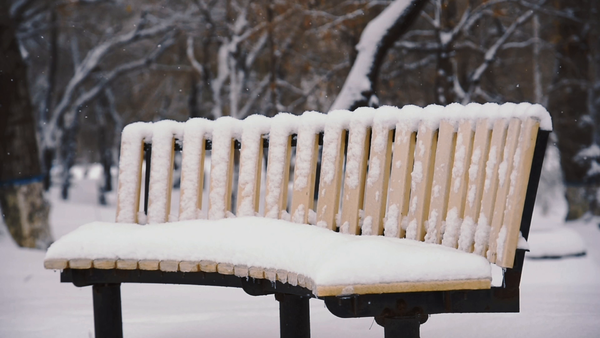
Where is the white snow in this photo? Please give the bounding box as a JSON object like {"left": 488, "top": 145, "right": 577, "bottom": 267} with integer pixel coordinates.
{"left": 321, "top": 109, "right": 352, "bottom": 185}
{"left": 344, "top": 107, "right": 376, "bottom": 189}
{"left": 293, "top": 111, "right": 327, "bottom": 191}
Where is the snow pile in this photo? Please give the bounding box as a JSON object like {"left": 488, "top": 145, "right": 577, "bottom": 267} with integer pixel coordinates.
{"left": 45, "top": 217, "right": 492, "bottom": 292}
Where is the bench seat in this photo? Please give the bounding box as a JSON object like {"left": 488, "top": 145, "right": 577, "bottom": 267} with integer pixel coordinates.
{"left": 44, "top": 217, "right": 491, "bottom": 297}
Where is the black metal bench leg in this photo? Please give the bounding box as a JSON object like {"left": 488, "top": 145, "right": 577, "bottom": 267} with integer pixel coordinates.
{"left": 382, "top": 317, "right": 421, "bottom": 338}
{"left": 93, "top": 283, "right": 123, "bottom": 338}
{"left": 276, "top": 293, "right": 310, "bottom": 338}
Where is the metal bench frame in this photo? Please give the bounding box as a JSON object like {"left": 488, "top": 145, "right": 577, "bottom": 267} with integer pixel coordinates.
{"left": 59, "top": 128, "right": 549, "bottom": 338}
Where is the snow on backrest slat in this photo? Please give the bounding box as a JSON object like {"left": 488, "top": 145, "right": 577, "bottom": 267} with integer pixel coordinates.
{"left": 316, "top": 110, "right": 351, "bottom": 230}
{"left": 425, "top": 120, "right": 457, "bottom": 244}
{"left": 147, "top": 120, "right": 183, "bottom": 224}
{"left": 291, "top": 112, "right": 327, "bottom": 224}
{"left": 116, "top": 122, "right": 153, "bottom": 223}
{"left": 487, "top": 118, "right": 522, "bottom": 262}
{"left": 237, "top": 115, "right": 271, "bottom": 217}
{"left": 496, "top": 116, "right": 539, "bottom": 268}
{"left": 457, "top": 118, "right": 492, "bottom": 253}
{"left": 179, "top": 118, "right": 212, "bottom": 221}
{"left": 362, "top": 108, "right": 397, "bottom": 236}
{"left": 405, "top": 105, "right": 441, "bottom": 241}
{"left": 383, "top": 106, "right": 420, "bottom": 237}
{"left": 264, "top": 113, "right": 298, "bottom": 219}
{"left": 208, "top": 117, "right": 243, "bottom": 220}
{"left": 339, "top": 107, "right": 376, "bottom": 234}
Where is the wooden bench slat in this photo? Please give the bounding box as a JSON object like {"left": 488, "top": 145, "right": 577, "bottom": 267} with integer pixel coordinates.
{"left": 116, "top": 259, "right": 138, "bottom": 270}
{"left": 179, "top": 119, "right": 211, "bottom": 221}
{"left": 217, "top": 263, "right": 234, "bottom": 275}
{"left": 473, "top": 119, "right": 509, "bottom": 257}
{"left": 179, "top": 261, "right": 199, "bottom": 272}
{"left": 291, "top": 134, "right": 320, "bottom": 224}
{"left": 487, "top": 118, "right": 522, "bottom": 263}
{"left": 384, "top": 127, "right": 416, "bottom": 237}
{"left": 405, "top": 122, "right": 438, "bottom": 241}
{"left": 497, "top": 117, "right": 540, "bottom": 267}
{"left": 209, "top": 118, "right": 241, "bottom": 220}
{"left": 457, "top": 119, "right": 491, "bottom": 252}
{"left": 44, "top": 258, "right": 68, "bottom": 270}
{"left": 116, "top": 124, "right": 148, "bottom": 224}
{"left": 148, "top": 133, "right": 176, "bottom": 224}
{"left": 362, "top": 121, "right": 394, "bottom": 236}
{"left": 199, "top": 260, "right": 217, "bottom": 273}
{"left": 69, "top": 259, "right": 93, "bottom": 269}
{"left": 93, "top": 259, "right": 116, "bottom": 269}
{"left": 425, "top": 120, "right": 457, "bottom": 244}
{"left": 316, "top": 113, "right": 349, "bottom": 230}
{"left": 139, "top": 260, "right": 160, "bottom": 271}
{"left": 159, "top": 260, "right": 180, "bottom": 272}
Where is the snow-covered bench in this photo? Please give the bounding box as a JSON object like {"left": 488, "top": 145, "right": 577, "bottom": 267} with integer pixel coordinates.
{"left": 44, "top": 103, "right": 551, "bottom": 338}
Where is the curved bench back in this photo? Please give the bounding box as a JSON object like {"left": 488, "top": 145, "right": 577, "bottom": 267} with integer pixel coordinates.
{"left": 115, "top": 103, "right": 551, "bottom": 268}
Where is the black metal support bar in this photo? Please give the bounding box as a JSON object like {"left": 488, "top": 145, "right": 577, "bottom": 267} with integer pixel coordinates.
{"left": 276, "top": 293, "right": 311, "bottom": 338}
{"left": 93, "top": 284, "right": 123, "bottom": 338}
{"left": 382, "top": 317, "right": 421, "bottom": 338}
{"left": 143, "top": 143, "right": 152, "bottom": 215}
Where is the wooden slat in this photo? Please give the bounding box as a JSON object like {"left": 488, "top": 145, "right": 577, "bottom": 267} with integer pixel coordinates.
{"left": 473, "top": 119, "right": 509, "bottom": 257}
{"left": 265, "top": 268, "right": 277, "bottom": 282}
{"left": 159, "top": 260, "right": 179, "bottom": 272}
{"left": 362, "top": 125, "right": 394, "bottom": 235}
{"left": 497, "top": 118, "right": 539, "bottom": 267}
{"left": 139, "top": 260, "right": 160, "bottom": 270}
{"left": 385, "top": 128, "right": 416, "bottom": 237}
{"left": 217, "top": 263, "right": 234, "bottom": 275}
{"left": 276, "top": 269, "right": 288, "bottom": 283}
{"left": 405, "top": 123, "right": 437, "bottom": 241}
{"left": 234, "top": 265, "right": 249, "bottom": 278}
{"left": 287, "top": 272, "right": 299, "bottom": 286}
{"left": 179, "top": 120, "right": 208, "bottom": 221}
{"left": 69, "top": 259, "right": 92, "bottom": 269}
{"left": 457, "top": 120, "right": 491, "bottom": 252}
{"left": 264, "top": 135, "right": 293, "bottom": 219}
{"left": 208, "top": 138, "right": 235, "bottom": 220}
{"left": 290, "top": 134, "right": 320, "bottom": 224}
{"left": 44, "top": 259, "right": 68, "bottom": 270}
{"left": 424, "top": 120, "right": 456, "bottom": 244}
{"left": 116, "top": 260, "right": 138, "bottom": 270}
{"left": 116, "top": 137, "right": 145, "bottom": 224}
{"left": 316, "top": 128, "right": 347, "bottom": 230}
{"left": 487, "top": 119, "right": 522, "bottom": 263}
{"left": 340, "top": 126, "right": 371, "bottom": 234}
{"left": 298, "top": 274, "right": 307, "bottom": 288}
{"left": 199, "top": 260, "right": 217, "bottom": 273}
{"left": 179, "top": 261, "right": 199, "bottom": 272}
{"left": 237, "top": 129, "right": 266, "bottom": 217}
{"left": 249, "top": 267, "right": 265, "bottom": 279}
{"left": 315, "top": 278, "right": 490, "bottom": 297}
{"left": 93, "top": 259, "right": 116, "bottom": 269}
{"left": 147, "top": 137, "right": 176, "bottom": 224}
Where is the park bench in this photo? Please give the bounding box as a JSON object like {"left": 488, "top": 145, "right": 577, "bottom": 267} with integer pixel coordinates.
{"left": 44, "top": 102, "right": 551, "bottom": 338}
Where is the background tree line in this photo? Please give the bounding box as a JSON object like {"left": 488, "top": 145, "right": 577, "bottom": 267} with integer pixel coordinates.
{"left": 1, "top": 0, "right": 598, "bottom": 248}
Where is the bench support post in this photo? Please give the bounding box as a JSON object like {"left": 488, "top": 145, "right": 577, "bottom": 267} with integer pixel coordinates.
{"left": 383, "top": 317, "right": 421, "bottom": 338}
{"left": 93, "top": 283, "right": 123, "bottom": 338}
{"left": 276, "top": 293, "right": 310, "bottom": 338}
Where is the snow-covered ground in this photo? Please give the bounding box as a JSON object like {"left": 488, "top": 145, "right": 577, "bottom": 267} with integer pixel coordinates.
{"left": 1, "top": 169, "right": 600, "bottom": 337}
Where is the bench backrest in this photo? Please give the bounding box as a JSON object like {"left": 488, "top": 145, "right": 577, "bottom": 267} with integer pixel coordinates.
{"left": 115, "top": 103, "right": 551, "bottom": 269}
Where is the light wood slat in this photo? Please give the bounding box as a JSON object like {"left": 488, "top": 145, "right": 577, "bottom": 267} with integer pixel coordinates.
{"left": 69, "top": 259, "right": 92, "bottom": 269}
{"left": 298, "top": 274, "right": 307, "bottom": 288}
{"left": 316, "top": 128, "right": 347, "bottom": 230}
{"left": 458, "top": 120, "right": 491, "bottom": 252}
{"left": 315, "top": 278, "right": 490, "bottom": 297}
{"left": 44, "top": 259, "right": 68, "bottom": 270}
{"left": 139, "top": 260, "right": 160, "bottom": 270}
{"left": 249, "top": 267, "right": 265, "bottom": 279}
{"left": 93, "top": 259, "right": 116, "bottom": 269}
{"left": 217, "top": 263, "right": 234, "bottom": 275}
{"left": 362, "top": 126, "right": 394, "bottom": 235}
{"left": 424, "top": 120, "right": 457, "bottom": 244}
{"left": 276, "top": 269, "right": 288, "bottom": 283}
{"left": 473, "top": 119, "right": 509, "bottom": 257}
{"left": 179, "top": 261, "right": 199, "bottom": 272}
{"left": 179, "top": 120, "right": 209, "bottom": 221}
{"left": 116, "top": 260, "right": 138, "bottom": 270}
{"left": 287, "top": 272, "right": 299, "bottom": 286}
{"left": 265, "top": 269, "right": 277, "bottom": 282}
{"left": 199, "top": 260, "right": 217, "bottom": 273}
{"left": 405, "top": 123, "right": 437, "bottom": 241}
{"left": 237, "top": 131, "right": 266, "bottom": 217}
{"left": 208, "top": 139, "right": 235, "bottom": 220}
{"left": 487, "top": 119, "right": 522, "bottom": 263}
{"left": 147, "top": 137, "right": 176, "bottom": 224}
{"left": 497, "top": 118, "right": 540, "bottom": 268}
{"left": 116, "top": 136, "right": 145, "bottom": 224}
{"left": 234, "top": 265, "right": 249, "bottom": 278}
{"left": 264, "top": 135, "right": 293, "bottom": 219}
{"left": 159, "top": 260, "right": 179, "bottom": 272}
{"left": 385, "top": 128, "right": 416, "bottom": 238}
{"left": 340, "top": 127, "right": 371, "bottom": 234}
{"left": 290, "top": 134, "right": 320, "bottom": 224}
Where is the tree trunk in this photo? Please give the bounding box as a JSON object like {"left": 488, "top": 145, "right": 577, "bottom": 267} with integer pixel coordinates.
{"left": 547, "top": 0, "right": 595, "bottom": 220}
{"left": 0, "top": 6, "right": 53, "bottom": 248}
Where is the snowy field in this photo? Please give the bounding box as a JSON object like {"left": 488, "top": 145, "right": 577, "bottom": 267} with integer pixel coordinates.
{"left": 1, "top": 170, "right": 600, "bottom": 337}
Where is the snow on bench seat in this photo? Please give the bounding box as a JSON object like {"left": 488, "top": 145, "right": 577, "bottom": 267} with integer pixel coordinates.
{"left": 44, "top": 217, "right": 491, "bottom": 297}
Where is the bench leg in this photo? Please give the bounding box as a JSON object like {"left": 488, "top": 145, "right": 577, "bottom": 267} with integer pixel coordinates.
{"left": 93, "top": 283, "right": 123, "bottom": 338}
{"left": 383, "top": 317, "right": 421, "bottom": 338}
{"left": 276, "top": 293, "right": 310, "bottom": 338}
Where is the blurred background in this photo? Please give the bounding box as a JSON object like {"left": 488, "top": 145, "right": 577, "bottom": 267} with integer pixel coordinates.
{"left": 1, "top": 0, "right": 599, "bottom": 249}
